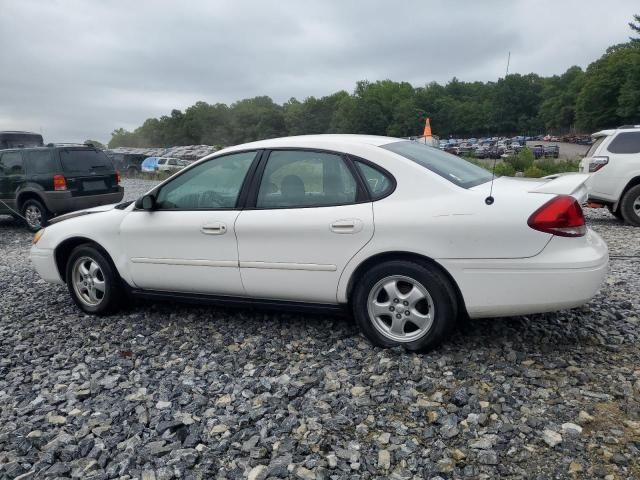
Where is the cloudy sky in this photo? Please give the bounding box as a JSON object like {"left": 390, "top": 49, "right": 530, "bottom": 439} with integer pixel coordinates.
{"left": 1, "top": 0, "right": 637, "bottom": 143}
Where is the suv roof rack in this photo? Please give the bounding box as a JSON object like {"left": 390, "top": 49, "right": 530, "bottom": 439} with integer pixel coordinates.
{"left": 46, "top": 142, "right": 97, "bottom": 148}
{"left": 617, "top": 125, "right": 640, "bottom": 129}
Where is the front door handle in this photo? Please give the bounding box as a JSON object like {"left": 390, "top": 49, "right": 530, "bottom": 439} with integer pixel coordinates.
{"left": 330, "top": 219, "right": 363, "bottom": 234}
{"left": 201, "top": 222, "right": 227, "bottom": 235}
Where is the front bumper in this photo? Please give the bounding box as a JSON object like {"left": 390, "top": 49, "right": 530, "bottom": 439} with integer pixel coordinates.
{"left": 439, "top": 228, "right": 609, "bottom": 318}
{"left": 31, "top": 246, "right": 64, "bottom": 285}
{"left": 42, "top": 187, "right": 124, "bottom": 215}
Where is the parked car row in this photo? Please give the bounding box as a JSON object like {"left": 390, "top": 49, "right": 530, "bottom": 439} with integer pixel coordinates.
{"left": 438, "top": 136, "right": 558, "bottom": 159}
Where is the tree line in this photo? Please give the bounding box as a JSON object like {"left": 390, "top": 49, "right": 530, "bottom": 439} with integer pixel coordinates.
{"left": 108, "top": 17, "right": 640, "bottom": 149}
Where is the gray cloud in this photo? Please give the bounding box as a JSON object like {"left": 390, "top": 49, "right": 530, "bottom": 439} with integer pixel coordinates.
{"left": 0, "top": 0, "right": 637, "bottom": 143}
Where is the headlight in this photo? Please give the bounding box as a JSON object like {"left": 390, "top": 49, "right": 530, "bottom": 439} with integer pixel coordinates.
{"left": 33, "top": 228, "right": 45, "bottom": 244}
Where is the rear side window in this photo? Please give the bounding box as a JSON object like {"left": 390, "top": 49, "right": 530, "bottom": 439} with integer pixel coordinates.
{"left": 355, "top": 161, "right": 393, "bottom": 199}
{"left": 0, "top": 152, "right": 24, "bottom": 175}
{"left": 60, "top": 149, "right": 115, "bottom": 173}
{"left": 607, "top": 132, "right": 640, "bottom": 154}
{"left": 27, "top": 150, "right": 57, "bottom": 174}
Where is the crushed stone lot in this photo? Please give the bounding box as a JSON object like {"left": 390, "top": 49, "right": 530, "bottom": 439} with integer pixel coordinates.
{"left": 1, "top": 178, "right": 639, "bottom": 480}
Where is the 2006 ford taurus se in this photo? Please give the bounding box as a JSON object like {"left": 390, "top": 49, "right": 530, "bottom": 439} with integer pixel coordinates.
{"left": 31, "top": 135, "right": 608, "bottom": 351}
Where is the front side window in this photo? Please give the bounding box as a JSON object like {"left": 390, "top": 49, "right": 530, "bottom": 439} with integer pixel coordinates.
{"left": 381, "top": 141, "right": 492, "bottom": 188}
{"left": 257, "top": 150, "right": 357, "bottom": 208}
{"left": 27, "top": 150, "right": 57, "bottom": 174}
{"left": 607, "top": 132, "right": 640, "bottom": 154}
{"left": 60, "top": 149, "right": 114, "bottom": 173}
{"left": 155, "top": 151, "right": 256, "bottom": 210}
{"left": 0, "top": 152, "right": 24, "bottom": 175}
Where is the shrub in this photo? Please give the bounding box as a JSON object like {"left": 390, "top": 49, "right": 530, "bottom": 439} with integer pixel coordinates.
{"left": 493, "top": 162, "right": 516, "bottom": 177}
{"left": 524, "top": 165, "right": 545, "bottom": 178}
{"left": 505, "top": 147, "right": 534, "bottom": 172}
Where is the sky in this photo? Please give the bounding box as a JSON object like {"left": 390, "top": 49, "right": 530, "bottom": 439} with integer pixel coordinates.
{"left": 1, "top": 0, "right": 638, "bottom": 144}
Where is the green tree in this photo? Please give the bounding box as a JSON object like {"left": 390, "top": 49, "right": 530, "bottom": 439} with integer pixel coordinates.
{"left": 630, "top": 14, "right": 640, "bottom": 43}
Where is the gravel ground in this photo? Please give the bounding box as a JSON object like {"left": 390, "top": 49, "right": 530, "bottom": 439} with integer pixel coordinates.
{"left": 1, "top": 179, "right": 639, "bottom": 480}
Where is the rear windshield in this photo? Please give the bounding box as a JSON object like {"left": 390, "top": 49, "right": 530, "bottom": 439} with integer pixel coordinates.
{"left": 60, "top": 149, "right": 115, "bottom": 173}
{"left": 585, "top": 136, "right": 606, "bottom": 157}
{"left": 381, "top": 140, "right": 493, "bottom": 188}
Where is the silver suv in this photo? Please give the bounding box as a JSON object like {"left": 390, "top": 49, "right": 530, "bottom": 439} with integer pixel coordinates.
{"left": 580, "top": 125, "right": 640, "bottom": 226}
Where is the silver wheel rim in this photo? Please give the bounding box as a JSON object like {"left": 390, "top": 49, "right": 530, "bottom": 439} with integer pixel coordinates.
{"left": 25, "top": 205, "right": 42, "bottom": 228}
{"left": 71, "top": 256, "right": 106, "bottom": 307}
{"left": 633, "top": 195, "right": 640, "bottom": 216}
{"left": 367, "top": 275, "right": 435, "bottom": 343}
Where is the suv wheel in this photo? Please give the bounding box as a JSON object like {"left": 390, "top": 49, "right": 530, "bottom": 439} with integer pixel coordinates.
{"left": 352, "top": 260, "right": 458, "bottom": 352}
{"left": 620, "top": 184, "right": 640, "bottom": 227}
{"left": 21, "top": 198, "right": 49, "bottom": 232}
{"left": 66, "top": 245, "right": 122, "bottom": 314}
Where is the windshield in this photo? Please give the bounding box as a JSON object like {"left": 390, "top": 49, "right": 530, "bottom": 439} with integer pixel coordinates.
{"left": 585, "top": 136, "right": 606, "bottom": 157}
{"left": 381, "top": 140, "right": 493, "bottom": 188}
{"left": 60, "top": 149, "right": 115, "bottom": 173}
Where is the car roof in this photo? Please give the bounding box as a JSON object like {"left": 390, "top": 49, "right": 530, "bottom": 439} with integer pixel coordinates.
{"left": 220, "top": 134, "right": 402, "bottom": 153}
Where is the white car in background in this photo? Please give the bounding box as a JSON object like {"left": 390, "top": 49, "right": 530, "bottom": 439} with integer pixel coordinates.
{"left": 30, "top": 135, "right": 608, "bottom": 351}
{"left": 579, "top": 125, "right": 640, "bottom": 226}
{"left": 156, "top": 157, "right": 187, "bottom": 172}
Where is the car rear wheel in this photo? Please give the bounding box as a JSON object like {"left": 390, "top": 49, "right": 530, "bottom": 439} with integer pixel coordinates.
{"left": 66, "top": 245, "right": 122, "bottom": 314}
{"left": 352, "top": 260, "right": 458, "bottom": 351}
{"left": 620, "top": 185, "right": 640, "bottom": 227}
{"left": 21, "top": 198, "right": 49, "bottom": 232}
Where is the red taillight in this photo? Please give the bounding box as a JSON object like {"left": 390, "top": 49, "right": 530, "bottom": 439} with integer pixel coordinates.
{"left": 588, "top": 156, "right": 609, "bottom": 172}
{"left": 53, "top": 174, "right": 67, "bottom": 191}
{"left": 527, "top": 195, "right": 586, "bottom": 237}
{"left": 116, "top": 171, "right": 121, "bottom": 184}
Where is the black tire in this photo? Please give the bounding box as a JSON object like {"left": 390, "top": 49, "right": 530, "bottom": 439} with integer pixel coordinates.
{"left": 352, "top": 260, "right": 458, "bottom": 352}
{"left": 65, "top": 245, "right": 122, "bottom": 315}
{"left": 21, "top": 198, "right": 49, "bottom": 232}
{"left": 607, "top": 204, "right": 624, "bottom": 221}
{"left": 620, "top": 184, "right": 640, "bottom": 227}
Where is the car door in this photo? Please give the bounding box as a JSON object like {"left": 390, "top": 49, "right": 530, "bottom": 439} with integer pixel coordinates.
{"left": 0, "top": 151, "right": 25, "bottom": 211}
{"left": 235, "top": 149, "right": 374, "bottom": 304}
{"left": 119, "top": 150, "right": 259, "bottom": 295}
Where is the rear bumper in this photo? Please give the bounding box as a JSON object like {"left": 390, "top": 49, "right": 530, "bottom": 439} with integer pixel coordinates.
{"left": 31, "top": 246, "right": 64, "bottom": 285}
{"left": 42, "top": 187, "right": 124, "bottom": 214}
{"left": 439, "top": 228, "right": 609, "bottom": 318}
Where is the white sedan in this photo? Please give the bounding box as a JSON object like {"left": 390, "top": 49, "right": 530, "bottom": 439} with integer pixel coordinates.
{"left": 30, "top": 135, "right": 608, "bottom": 351}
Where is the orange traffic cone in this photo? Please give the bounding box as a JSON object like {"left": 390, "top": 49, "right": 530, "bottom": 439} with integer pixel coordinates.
{"left": 423, "top": 117, "right": 432, "bottom": 137}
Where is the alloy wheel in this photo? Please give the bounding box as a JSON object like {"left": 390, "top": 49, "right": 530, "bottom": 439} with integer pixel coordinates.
{"left": 367, "top": 275, "right": 435, "bottom": 343}
{"left": 25, "top": 205, "right": 43, "bottom": 229}
{"left": 71, "top": 256, "right": 106, "bottom": 307}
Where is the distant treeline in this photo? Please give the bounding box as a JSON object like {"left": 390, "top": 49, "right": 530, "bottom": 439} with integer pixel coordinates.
{"left": 109, "top": 41, "right": 640, "bottom": 148}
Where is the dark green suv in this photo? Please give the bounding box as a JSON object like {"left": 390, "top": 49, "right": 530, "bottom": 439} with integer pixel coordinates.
{"left": 0, "top": 145, "right": 124, "bottom": 231}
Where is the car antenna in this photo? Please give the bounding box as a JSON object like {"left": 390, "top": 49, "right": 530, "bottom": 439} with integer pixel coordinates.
{"left": 485, "top": 157, "right": 497, "bottom": 205}
{"left": 485, "top": 51, "right": 511, "bottom": 206}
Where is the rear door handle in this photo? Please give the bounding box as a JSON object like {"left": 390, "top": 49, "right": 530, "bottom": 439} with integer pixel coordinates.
{"left": 201, "top": 222, "right": 227, "bottom": 235}
{"left": 330, "top": 219, "right": 363, "bottom": 234}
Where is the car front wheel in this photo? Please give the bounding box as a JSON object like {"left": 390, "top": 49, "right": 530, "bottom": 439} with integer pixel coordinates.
{"left": 21, "top": 198, "right": 49, "bottom": 232}
{"left": 620, "top": 185, "right": 640, "bottom": 227}
{"left": 352, "top": 260, "right": 458, "bottom": 351}
{"left": 66, "top": 245, "right": 122, "bottom": 314}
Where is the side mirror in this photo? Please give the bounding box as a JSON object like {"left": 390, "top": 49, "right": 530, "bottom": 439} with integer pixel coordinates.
{"left": 135, "top": 194, "right": 156, "bottom": 211}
